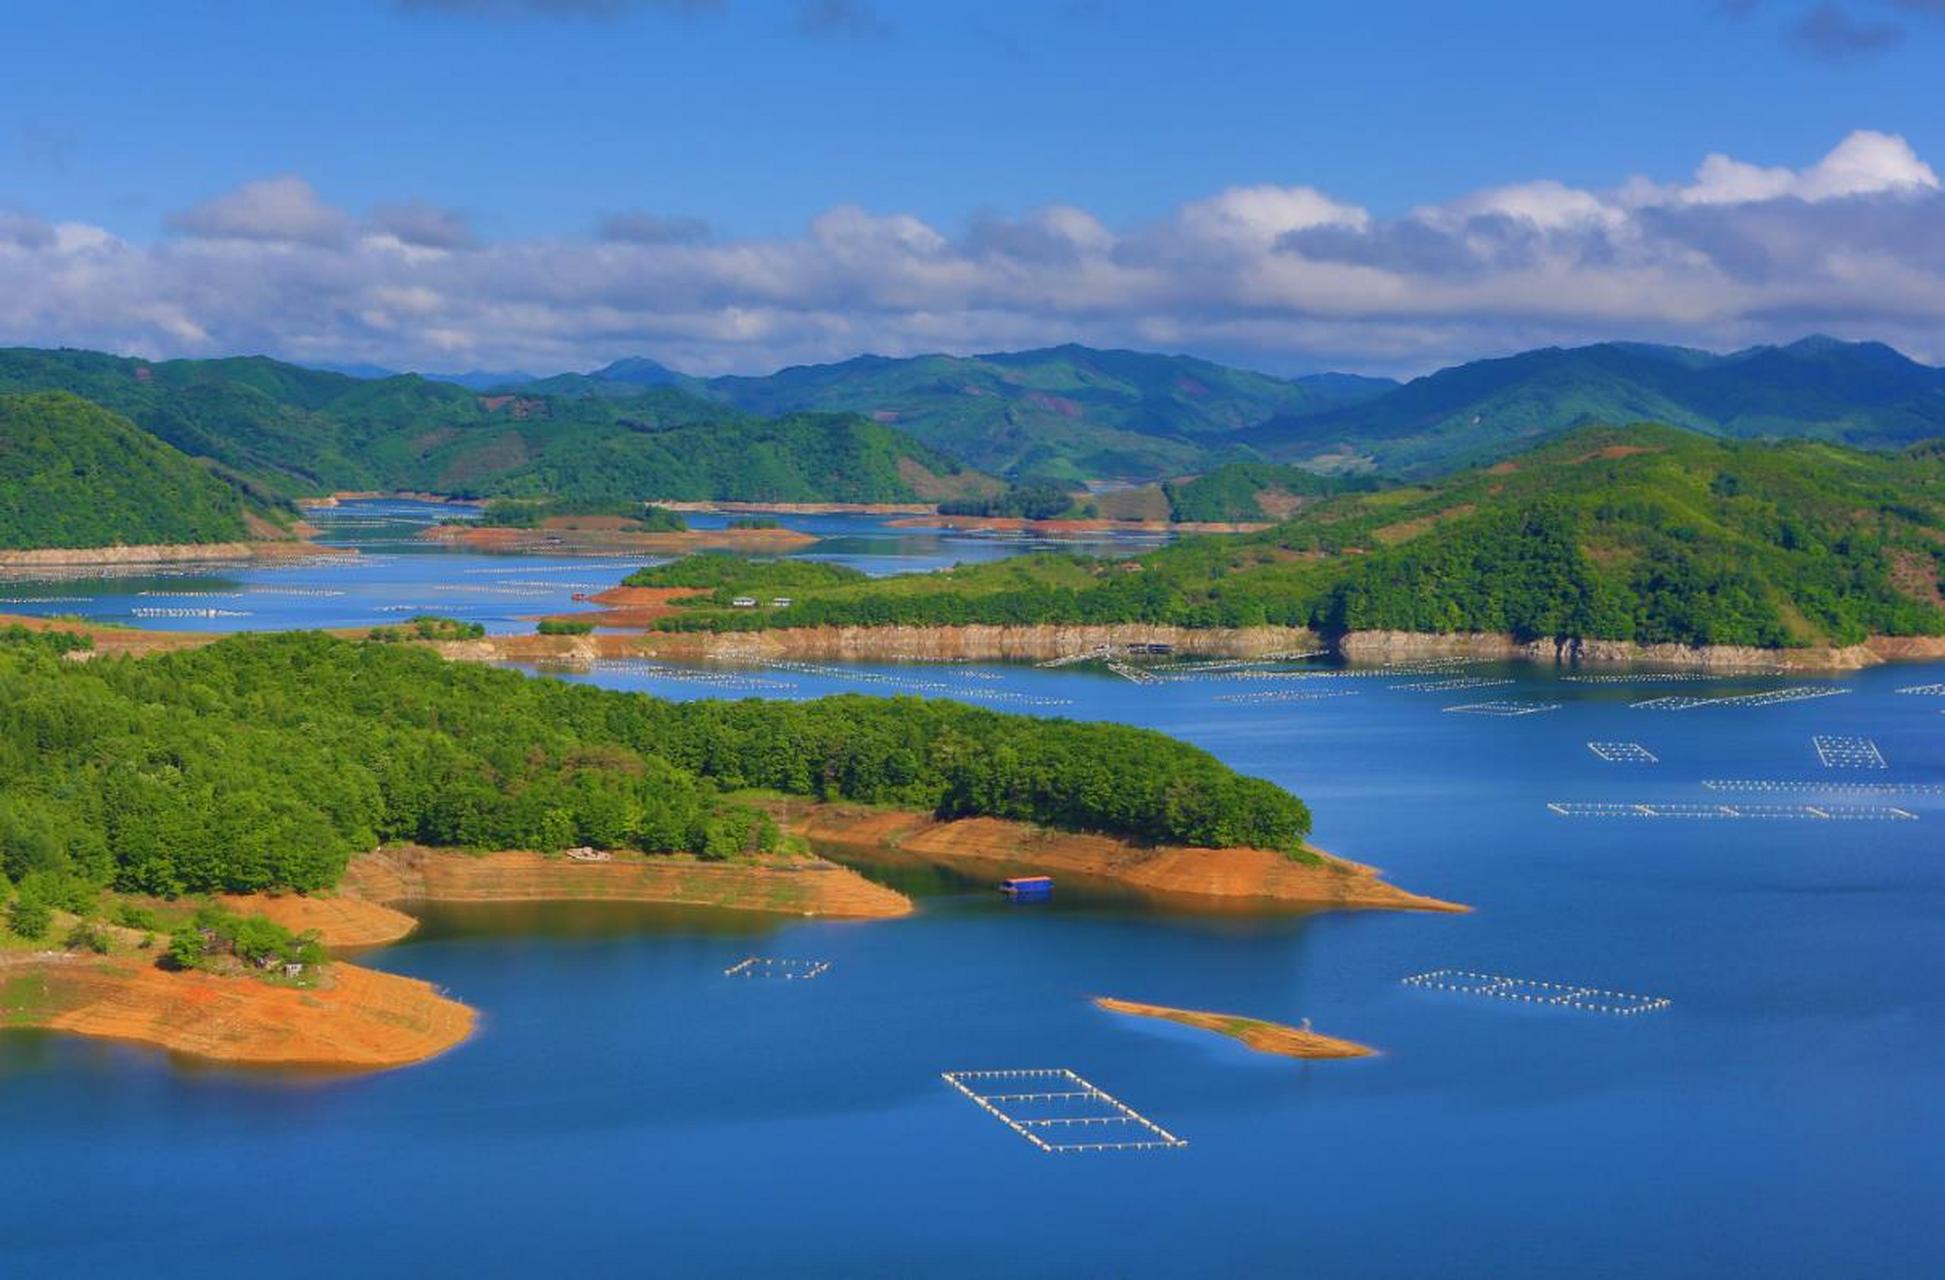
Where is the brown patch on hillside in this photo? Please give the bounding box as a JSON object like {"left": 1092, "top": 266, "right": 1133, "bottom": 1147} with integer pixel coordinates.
{"left": 896, "top": 457, "right": 1003, "bottom": 502}
{"left": 12, "top": 955, "right": 473, "bottom": 1070}
{"left": 1094, "top": 997, "right": 1374, "bottom": 1059}
{"left": 340, "top": 846, "right": 913, "bottom": 919}
{"left": 1570, "top": 444, "right": 1657, "bottom": 464}
{"left": 1091, "top": 485, "right": 1172, "bottom": 522}
{"left": 1372, "top": 503, "right": 1475, "bottom": 546}
{"left": 1486, "top": 461, "right": 1520, "bottom": 475}
{"left": 1888, "top": 548, "right": 1945, "bottom": 610}
{"left": 795, "top": 807, "right": 1464, "bottom": 914}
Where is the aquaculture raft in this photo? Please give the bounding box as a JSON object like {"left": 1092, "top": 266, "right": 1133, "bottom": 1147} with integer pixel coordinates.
{"left": 723, "top": 957, "right": 830, "bottom": 980}
{"left": 941, "top": 1069, "right": 1187, "bottom": 1153}
{"left": 1402, "top": 969, "right": 1671, "bottom": 1016}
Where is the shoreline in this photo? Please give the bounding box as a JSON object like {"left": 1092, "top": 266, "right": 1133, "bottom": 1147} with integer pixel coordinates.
{"left": 335, "top": 845, "right": 915, "bottom": 922}
{"left": 9, "top": 609, "right": 1944, "bottom": 672}
{"left": 420, "top": 523, "right": 818, "bottom": 556}
{"left": 0, "top": 539, "right": 345, "bottom": 569}
{"left": 884, "top": 514, "right": 1269, "bottom": 536}
{"left": 1094, "top": 997, "right": 1375, "bottom": 1059}
{"left": 2, "top": 951, "right": 474, "bottom": 1071}
{"left": 795, "top": 805, "right": 1466, "bottom": 914}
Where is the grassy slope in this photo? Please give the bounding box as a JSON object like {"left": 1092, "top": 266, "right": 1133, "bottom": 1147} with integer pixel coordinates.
{"left": 0, "top": 392, "right": 260, "bottom": 550}
{"left": 636, "top": 425, "right": 1945, "bottom": 649}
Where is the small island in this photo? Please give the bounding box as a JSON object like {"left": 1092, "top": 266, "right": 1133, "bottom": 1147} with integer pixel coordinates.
{"left": 1094, "top": 997, "right": 1375, "bottom": 1060}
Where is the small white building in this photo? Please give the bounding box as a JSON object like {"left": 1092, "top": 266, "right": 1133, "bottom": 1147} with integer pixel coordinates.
{"left": 731, "top": 596, "right": 758, "bottom": 608}
{"left": 771, "top": 597, "right": 793, "bottom": 608}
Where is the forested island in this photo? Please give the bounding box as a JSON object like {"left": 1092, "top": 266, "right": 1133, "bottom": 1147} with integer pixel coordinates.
{"left": 620, "top": 426, "right": 1945, "bottom": 652}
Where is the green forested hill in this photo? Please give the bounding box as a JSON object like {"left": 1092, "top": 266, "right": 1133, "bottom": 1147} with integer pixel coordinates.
{"left": 0, "top": 392, "right": 258, "bottom": 550}
{"left": 1243, "top": 336, "right": 1945, "bottom": 476}
{"left": 0, "top": 630, "right": 1310, "bottom": 894}
{"left": 694, "top": 345, "right": 1393, "bottom": 483}
{"left": 0, "top": 348, "right": 989, "bottom": 505}
{"left": 634, "top": 425, "right": 1945, "bottom": 649}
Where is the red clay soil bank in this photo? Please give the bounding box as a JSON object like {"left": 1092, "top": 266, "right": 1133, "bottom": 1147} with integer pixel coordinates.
{"left": 7, "top": 954, "right": 473, "bottom": 1070}
{"left": 1094, "top": 997, "right": 1375, "bottom": 1059}
{"left": 219, "top": 892, "right": 420, "bottom": 948}
{"left": 794, "top": 807, "right": 1466, "bottom": 913}
{"left": 340, "top": 846, "right": 914, "bottom": 919}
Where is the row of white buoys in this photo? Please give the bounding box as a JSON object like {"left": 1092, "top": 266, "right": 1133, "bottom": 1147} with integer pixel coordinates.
{"left": 1703, "top": 779, "right": 1945, "bottom": 796}
{"left": 1547, "top": 801, "right": 1917, "bottom": 821}
{"left": 1633, "top": 686, "right": 1849, "bottom": 711}
{"left": 941, "top": 1069, "right": 1186, "bottom": 1153}
{"left": 1402, "top": 969, "right": 1672, "bottom": 1016}
{"left": 595, "top": 660, "right": 798, "bottom": 693}
{"left": 1104, "top": 660, "right": 1161, "bottom": 685}
{"left": 1813, "top": 734, "right": 1888, "bottom": 769}
{"left": 1391, "top": 676, "right": 1515, "bottom": 692}
{"left": 1213, "top": 688, "right": 1358, "bottom": 704}
{"left": 137, "top": 590, "right": 241, "bottom": 599}
{"left": 1894, "top": 683, "right": 1945, "bottom": 696}
{"left": 764, "top": 660, "right": 1072, "bottom": 706}
{"left": 0, "top": 595, "right": 89, "bottom": 604}
{"left": 723, "top": 957, "right": 830, "bottom": 980}
{"left": 251, "top": 587, "right": 347, "bottom": 598}
{"left": 130, "top": 607, "right": 252, "bottom": 619}
{"left": 1444, "top": 700, "right": 1560, "bottom": 716}
{"left": 432, "top": 584, "right": 557, "bottom": 598}
{"left": 1587, "top": 740, "right": 1658, "bottom": 763}
{"left": 1561, "top": 669, "right": 1784, "bottom": 684}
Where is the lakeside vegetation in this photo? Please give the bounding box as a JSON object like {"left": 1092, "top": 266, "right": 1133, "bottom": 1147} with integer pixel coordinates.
{"left": 0, "top": 629, "right": 1311, "bottom": 899}
{"left": 628, "top": 426, "right": 1945, "bottom": 649}
{"left": 470, "top": 498, "right": 688, "bottom": 531}
{"left": 0, "top": 392, "right": 265, "bottom": 550}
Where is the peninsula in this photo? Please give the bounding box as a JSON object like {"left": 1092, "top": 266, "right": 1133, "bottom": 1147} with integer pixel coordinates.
{"left": 1094, "top": 997, "right": 1375, "bottom": 1060}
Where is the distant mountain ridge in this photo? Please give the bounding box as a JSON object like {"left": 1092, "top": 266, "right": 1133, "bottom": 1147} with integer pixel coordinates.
{"left": 513, "top": 343, "right": 1396, "bottom": 482}
{"left": 1241, "top": 335, "right": 1945, "bottom": 475}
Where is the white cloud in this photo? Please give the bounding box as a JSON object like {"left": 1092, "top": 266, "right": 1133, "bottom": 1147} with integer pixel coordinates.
{"left": 3, "top": 131, "right": 1944, "bottom": 376}
{"left": 168, "top": 175, "right": 352, "bottom": 246}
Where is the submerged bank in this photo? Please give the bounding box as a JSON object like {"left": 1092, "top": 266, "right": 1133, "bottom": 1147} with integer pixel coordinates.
{"left": 0, "top": 539, "right": 342, "bottom": 569}
{"left": 1094, "top": 997, "right": 1375, "bottom": 1060}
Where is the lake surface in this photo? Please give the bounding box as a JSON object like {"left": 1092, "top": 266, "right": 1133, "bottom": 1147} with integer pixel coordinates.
{"left": 2, "top": 504, "right": 1941, "bottom": 1277}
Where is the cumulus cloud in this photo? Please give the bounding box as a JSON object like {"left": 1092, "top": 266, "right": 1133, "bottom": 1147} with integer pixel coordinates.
{"left": 6, "top": 130, "right": 1945, "bottom": 375}
{"left": 167, "top": 175, "right": 352, "bottom": 246}
{"left": 368, "top": 201, "right": 476, "bottom": 249}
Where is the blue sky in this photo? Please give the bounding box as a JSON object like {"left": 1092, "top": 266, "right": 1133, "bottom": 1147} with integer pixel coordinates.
{"left": 4, "top": 1, "right": 1944, "bottom": 375}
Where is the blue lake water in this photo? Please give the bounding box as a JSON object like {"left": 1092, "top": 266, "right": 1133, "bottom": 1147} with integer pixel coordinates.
{"left": 2, "top": 504, "right": 1942, "bottom": 1276}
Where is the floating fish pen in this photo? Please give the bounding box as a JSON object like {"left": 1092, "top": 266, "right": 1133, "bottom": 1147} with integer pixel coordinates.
{"left": 252, "top": 587, "right": 349, "bottom": 598}
{"left": 941, "top": 1069, "right": 1187, "bottom": 1153}
{"left": 723, "top": 957, "right": 830, "bottom": 980}
{"left": 130, "top": 607, "right": 252, "bottom": 619}
{"left": 137, "top": 590, "right": 242, "bottom": 599}
{"left": 1587, "top": 741, "right": 1658, "bottom": 763}
{"left": 1631, "top": 686, "right": 1849, "bottom": 711}
{"left": 1212, "top": 688, "right": 1358, "bottom": 704}
{"left": 1547, "top": 801, "right": 1916, "bottom": 821}
{"left": 595, "top": 660, "right": 797, "bottom": 692}
{"left": 999, "top": 875, "right": 1054, "bottom": 901}
{"left": 1443, "top": 700, "right": 1560, "bottom": 716}
{"left": 1895, "top": 683, "right": 1945, "bottom": 696}
{"left": 1813, "top": 735, "right": 1887, "bottom": 770}
{"left": 1402, "top": 970, "right": 1670, "bottom": 1016}
{"left": 1391, "top": 676, "right": 1515, "bottom": 692}
{"left": 1702, "top": 779, "right": 1945, "bottom": 797}
{"left": 1104, "top": 660, "right": 1162, "bottom": 685}
{"left": 1559, "top": 669, "right": 1784, "bottom": 684}
{"left": 762, "top": 661, "right": 1072, "bottom": 706}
